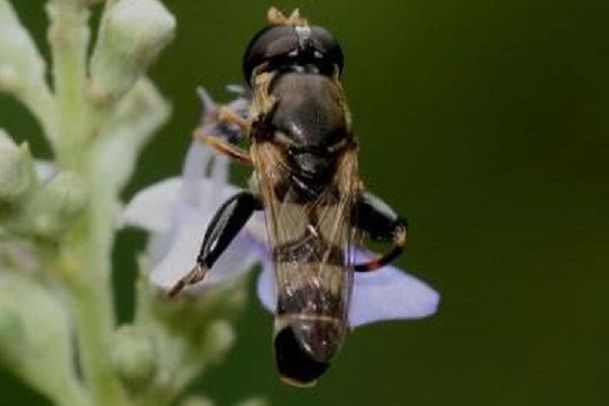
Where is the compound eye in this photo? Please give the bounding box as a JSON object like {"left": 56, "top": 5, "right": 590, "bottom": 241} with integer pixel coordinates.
{"left": 242, "top": 24, "right": 345, "bottom": 85}
{"left": 309, "top": 26, "right": 344, "bottom": 74}
{"left": 242, "top": 26, "right": 299, "bottom": 85}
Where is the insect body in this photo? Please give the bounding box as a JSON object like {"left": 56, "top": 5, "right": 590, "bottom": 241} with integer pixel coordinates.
{"left": 170, "top": 8, "right": 408, "bottom": 387}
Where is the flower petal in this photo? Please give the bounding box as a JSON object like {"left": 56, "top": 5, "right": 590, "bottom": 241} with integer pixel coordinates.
{"left": 121, "top": 139, "right": 238, "bottom": 233}
{"left": 120, "top": 176, "right": 239, "bottom": 234}
{"left": 349, "top": 263, "right": 440, "bottom": 327}
{"left": 120, "top": 177, "right": 182, "bottom": 233}
{"left": 196, "top": 87, "right": 217, "bottom": 117}
{"left": 203, "top": 231, "right": 259, "bottom": 286}
{"left": 180, "top": 140, "right": 214, "bottom": 207}
{"left": 149, "top": 204, "right": 259, "bottom": 291}
{"left": 255, "top": 247, "right": 276, "bottom": 313}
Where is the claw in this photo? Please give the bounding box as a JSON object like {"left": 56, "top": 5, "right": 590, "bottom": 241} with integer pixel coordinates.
{"left": 167, "top": 263, "right": 209, "bottom": 298}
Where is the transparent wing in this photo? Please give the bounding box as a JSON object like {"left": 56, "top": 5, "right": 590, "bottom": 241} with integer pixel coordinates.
{"left": 251, "top": 140, "right": 358, "bottom": 361}
{"left": 257, "top": 251, "right": 440, "bottom": 327}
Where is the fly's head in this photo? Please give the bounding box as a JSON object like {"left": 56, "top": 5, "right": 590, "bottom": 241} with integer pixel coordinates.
{"left": 242, "top": 8, "right": 344, "bottom": 87}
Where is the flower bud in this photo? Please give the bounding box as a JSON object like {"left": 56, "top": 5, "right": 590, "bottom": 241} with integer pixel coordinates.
{"left": 89, "top": 0, "right": 176, "bottom": 104}
{"left": 0, "top": 273, "right": 74, "bottom": 394}
{"left": 110, "top": 326, "right": 158, "bottom": 391}
{"left": 27, "top": 171, "right": 89, "bottom": 237}
{"left": 0, "top": 130, "right": 35, "bottom": 203}
{"left": 0, "top": 0, "right": 48, "bottom": 93}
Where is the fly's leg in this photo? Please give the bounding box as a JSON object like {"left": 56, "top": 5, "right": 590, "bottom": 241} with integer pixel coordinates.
{"left": 216, "top": 105, "right": 249, "bottom": 130}
{"left": 194, "top": 129, "right": 253, "bottom": 165}
{"left": 168, "top": 191, "right": 262, "bottom": 297}
{"left": 352, "top": 192, "right": 408, "bottom": 272}
{"left": 196, "top": 87, "right": 253, "bottom": 164}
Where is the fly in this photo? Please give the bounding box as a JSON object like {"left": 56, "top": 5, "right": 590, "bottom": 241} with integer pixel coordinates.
{"left": 169, "top": 8, "right": 409, "bottom": 387}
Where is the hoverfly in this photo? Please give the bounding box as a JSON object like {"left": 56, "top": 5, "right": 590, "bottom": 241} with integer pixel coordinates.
{"left": 170, "top": 8, "right": 409, "bottom": 387}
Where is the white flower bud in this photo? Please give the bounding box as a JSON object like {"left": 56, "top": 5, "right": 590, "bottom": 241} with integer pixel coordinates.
{"left": 0, "top": 0, "right": 48, "bottom": 93}
{"left": 0, "top": 273, "right": 75, "bottom": 397}
{"left": 0, "top": 130, "right": 35, "bottom": 203}
{"left": 89, "top": 0, "right": 176, "bottom": 104}
{"left": 110, "top": 326, "right": 157, "bottom": 391}
{"left": 27, "top": 171, "right": 89, "bottom": 237}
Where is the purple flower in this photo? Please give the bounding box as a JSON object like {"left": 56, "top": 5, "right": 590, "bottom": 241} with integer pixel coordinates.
{"left": 121, "top": 92, "right": 439, "bottom": 328}
{"left": 121, "top": 141, "right": 260, "bottom": 290}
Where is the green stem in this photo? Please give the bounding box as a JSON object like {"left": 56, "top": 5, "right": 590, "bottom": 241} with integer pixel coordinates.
{"left": 47, "top": 0, "right": 89, "bottom": 167}
{"left": 47, "top": 1, "right": 126, "bottom": 404}
{"left": 66, "top": 261, "right": 124, "bottom": 406}
{"left": 58, "top": 160, "right": 127, "bottom": 406}
{"left": 59, "top": 162, "right": 128, "bottom": 406}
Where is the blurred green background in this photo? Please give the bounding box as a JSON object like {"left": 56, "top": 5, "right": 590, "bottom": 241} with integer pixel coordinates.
{"left": 1, "top": 0, "right": 608, "bottom": 404}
